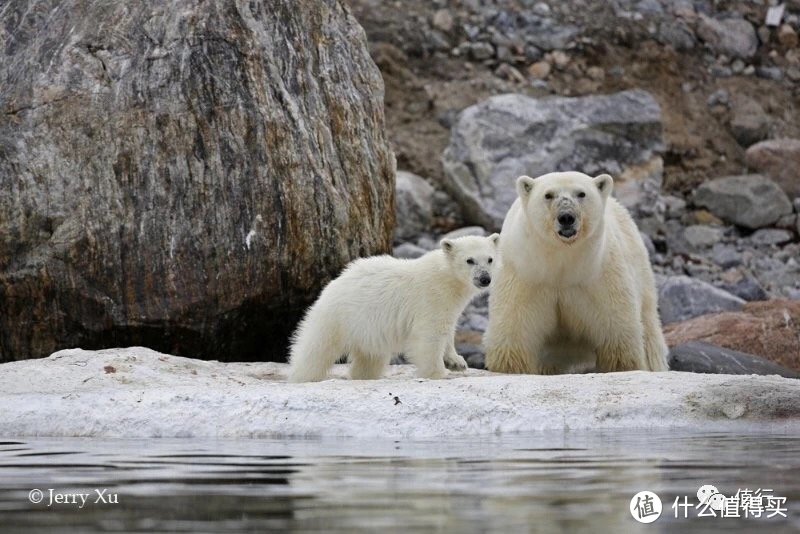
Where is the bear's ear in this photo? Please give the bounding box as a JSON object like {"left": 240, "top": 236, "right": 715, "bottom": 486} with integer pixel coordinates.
{"left": 440, "top": 238, "right": 455, "bottom": 255}
{"left": 593, "top": 174, "right": 614, "bottom": 200}
{"left": 516, "top": 175, "right": 535, "bottom": 199}
{"left": 489, "top": 233, "right": 500, "bottom": 247}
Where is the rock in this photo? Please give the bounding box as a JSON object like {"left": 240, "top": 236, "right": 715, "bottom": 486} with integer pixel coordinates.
{"left": 664, "top": 300, "right": 800, "bottom": 372}
{"left": 749, "top": 229, "right": 794, "bottom": 247}
{"left": 706, "top": 89, "right": 730, "bottom": 108}
{"left": 729, "top": 96, "right": 770, "bottom": 147}
{"left": 640, "top": 232, "right": 656, "bottom": 258}
{"left": 711, "top": 244, "right": 742, "bottom": 269}
{"left": 779, "top": 24, "right": 799, "bottom": 48}
{"left": 395, "top": 171, "right": 435, "bottom": 241}
{"left": 683, "top": 225, "right": 724, "bottom": 249}
{"left": 658, "top": 275, "right": 746, "bottom": 324}
{"left": 441, "top": 226, "right": 487, "bottom": 240}
{"left": 663, "top": 195, "right": 688, "bottom": 218}
{"left": 1, "top": 347, "right": 798, "bottom": 438}
{"left": 393, "top": 243, "right": 427, "bottom": 259}
{"left": 669, "top": 342, "right": 799, "bottom": 378}
{"left": 718, "top": 274, "right": 769, "bottom": 302}
{"left": 745, "top": 138, "right": 800, "bottom": 199}
{"left": 756, "top": 66, "right": 783, "bottom": 80}
{"left": 454, "top": 330, "right": 484, "bottom": 368}
{"left": 442, "top": 90, "right": 664, "bottom": 229}
{"left": 586, "top": 66, "right": 605, "bottom": 81}
{"left": 657, "top": 20, "right": 696, "bottom": 51}
{"left": 468, "top": 42, "right": 495, "bottom": 60}
{"left": 432, "top": 9, "right": 455, "bottom": 33}
{"left": 0, "top": 0, "right": 394, "bottom": 362}
{"left": 696, "top": 14, "right": 758, "bottom": 59}
{"left": 693, "top": 175, "right": 793, "bottom": 230}
{"left": 527, "top": 61, "right": 551, "bottom": 79}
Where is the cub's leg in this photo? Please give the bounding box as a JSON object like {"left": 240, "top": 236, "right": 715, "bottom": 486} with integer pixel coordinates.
{"left": 405, "top": 333, "right": 448, "bottom": 379}
{"left": 349, "top": 350, "right": 391, "bottom": 380}
{"left": 443, "top": 336, "right": 468, "bottom": 372}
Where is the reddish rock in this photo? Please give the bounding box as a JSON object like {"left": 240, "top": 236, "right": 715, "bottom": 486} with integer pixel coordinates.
{"left": 664, "top": 300, "right": 800, "bottom": 371}
{"left": 745, "top": 138, "right": 800, "bottom": 199}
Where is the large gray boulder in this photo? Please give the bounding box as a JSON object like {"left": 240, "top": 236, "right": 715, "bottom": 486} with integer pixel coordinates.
{"left": 693, "top": 175, "right": 793, "bottom": 229}
{"left": 394, "top": 171, "right": 434, "bottom": 242}
{"left": 442, "top": 90, "right": 664, "bottom": 229}
{"left": 658, "top": 275, "right": 746, "bottom": 324}
{"left": 696, "top": 14, "right": 758, "bottom": 59}
{"left": 669, "top": 342, "right": 799, "bottom": 379}
{"left": 0, "top": 0, "right": 395, "bottom": 362}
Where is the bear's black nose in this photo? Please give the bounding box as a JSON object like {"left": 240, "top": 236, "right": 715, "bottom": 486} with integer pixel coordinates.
{"left": 557, "top": 213, "right": 575, "bottom": 227}
{"left": 479, "top": 275, "right": 491, "bottom": 287}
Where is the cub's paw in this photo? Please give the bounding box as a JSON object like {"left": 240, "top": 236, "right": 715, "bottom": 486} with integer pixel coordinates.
{"left": 444, "top": 352, "right": 468, "bottom": 372}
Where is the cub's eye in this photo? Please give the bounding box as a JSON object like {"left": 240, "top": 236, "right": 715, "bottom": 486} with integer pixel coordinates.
{"left": 544, "top": 193, "right": 554, "bottom": 200}
{"left": 488, "top": 258, "right": 493, "bottom": 264}
{"left": 466, "top": 258, "right": 475, "bottom": 265}
{"left": 577, "top": 191, "right": 586, "bottom": 198}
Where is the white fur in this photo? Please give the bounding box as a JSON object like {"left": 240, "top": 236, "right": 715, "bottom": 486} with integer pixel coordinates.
{"left": 484, "top": 171, "right": 668, "bottom": 374}
{"left": 288, "top": 235, "right": 500, "bottom": 382}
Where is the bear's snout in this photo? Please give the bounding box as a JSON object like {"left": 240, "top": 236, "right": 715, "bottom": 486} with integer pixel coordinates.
{"left": 475, "top": 273, "right": 491, "bottom": 288}
{"left": 557, "top": 212, "right": 576, "bottom": 227}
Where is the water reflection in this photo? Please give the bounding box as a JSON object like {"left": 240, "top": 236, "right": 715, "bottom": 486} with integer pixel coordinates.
{"left": 0, "top": 431, "right": 797, "bottom": 532}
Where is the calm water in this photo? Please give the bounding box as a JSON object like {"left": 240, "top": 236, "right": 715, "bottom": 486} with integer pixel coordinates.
{"left": 0, "top": 431, "right": 797, "bottom": 533}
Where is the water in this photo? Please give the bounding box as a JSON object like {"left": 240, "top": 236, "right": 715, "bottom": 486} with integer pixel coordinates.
{"left": 0, "top": 431, "right": 797, "bottom": 533}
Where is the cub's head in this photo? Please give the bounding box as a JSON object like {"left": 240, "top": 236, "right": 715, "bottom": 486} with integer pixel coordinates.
{"left": 440, "top": 234, "right": 500, "bottom": 290}
{"left": 516, "top": 171, "right": 612, "bottom": 245}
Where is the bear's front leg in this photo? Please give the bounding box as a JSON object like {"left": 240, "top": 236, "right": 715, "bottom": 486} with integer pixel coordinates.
{"left": 443, "top": 338, "right": 468, "bottom": 372}
{"left": 484, "top": 275, "right": 555, "bottom": 374}
{"left": 595, "top": 329, "right": 646, "bottom": 372}
{"left": 406, "top": 334, "right": 449, "bottom": 379}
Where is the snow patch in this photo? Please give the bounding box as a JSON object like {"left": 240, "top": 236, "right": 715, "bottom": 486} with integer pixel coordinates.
{"left": 0, "top": 347, "right": 798, "bottom": 439}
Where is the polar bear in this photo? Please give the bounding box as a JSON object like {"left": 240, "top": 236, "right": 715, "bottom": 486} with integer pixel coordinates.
{"left": 484, "top": 171, "right": 668, "bottom": 374}
{"left": 288, "top": 234, "right": 500, "bottom": 382}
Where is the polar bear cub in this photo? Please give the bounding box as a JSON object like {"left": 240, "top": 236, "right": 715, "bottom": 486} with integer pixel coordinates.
{"left": 288, "top": 234, "right": 500, "bottom": 382}
{"left": 484, "top": 171, "right": 668, "bottom": 374}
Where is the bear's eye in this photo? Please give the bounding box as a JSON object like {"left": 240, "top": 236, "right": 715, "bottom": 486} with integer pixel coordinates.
{"left": 488, "top": 258, "right": 493, "bottom": 264}
{"left": 466, "top": 258, "right": 475, "bottom": 265}
{"left": 544, "top": 192, "right": 554, "bottom": 200}
{"left": 577, "top": 191, "right": 586, "bottom": 198}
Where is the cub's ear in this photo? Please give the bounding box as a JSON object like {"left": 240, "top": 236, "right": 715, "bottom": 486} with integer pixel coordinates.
{"left": 440, "top": 238, "right": 455, "bottom": 255}
{"left": 516, "top": 175, "right": 535, "bottom": 199}
{"left": 489, "top": 233, "right": 500, "bottom": 247}
{"left": 593, "top": 174, "right": 614, "bottom": 200}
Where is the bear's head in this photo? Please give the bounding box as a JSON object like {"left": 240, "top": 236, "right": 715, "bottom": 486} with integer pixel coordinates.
{"left": 440, "top": 234, "right": 500, "bottom": 290}
{"left": 515, "top": 171, "right": 613, "bottom": 245}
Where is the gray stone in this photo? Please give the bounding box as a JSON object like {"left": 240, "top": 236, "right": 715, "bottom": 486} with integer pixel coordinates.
{"left": 749, "top": 229, "right": 794, "bottom": 247}
{"left": 657, "top": 20, "right": 696, "bottom": 50}
{"left": 745, "top": 138, "right": 800, "bottom": 199}
{"left": 696, "top": 15, "right": 759, "bottom": 59}
{"left": 729, "top": 97, "right": 770, "bottom": 147}
{"left": 442, "top": 90, "right": 664, "bottom": 229}
{"left": 0, "top": 0, "right": 394, "bottom": 362}
{"left": 663, "top": 195, "right": 688, "bottom": 218}
{"left": 658, "top": 275, "right": 746, "bottom": 324}
{"left": 393, "top": 243, "right": 427, "bottom": 259}
{"left": 706, "top": 89, "right": 730, "bottom": 108}
{"left": 694, "top": 175, "right": 793, "bottom": 230}
{"left": 683, "top": 225, "right": 724, "bottom": 249}
{"left": 468, "top": 42, "right": 495, "bottom": 60}
{"left": 719, "top": 275, "right": 769, "bottom": 302}
{"left": 669, "top": 342, "right": 799, "bottom": 378}
{"left": 395, "top": 171, "right": 435, "bottom": 241}
{"left": 711, "top": 244, "right": 742, "bottom": 269}
{"left": 756, "top": 66, "right": 783, "bottom": 80}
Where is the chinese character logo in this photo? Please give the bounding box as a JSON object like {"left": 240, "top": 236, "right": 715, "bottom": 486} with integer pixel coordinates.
{"left": 630, "top": 490, "right": 663, "bottom": 523}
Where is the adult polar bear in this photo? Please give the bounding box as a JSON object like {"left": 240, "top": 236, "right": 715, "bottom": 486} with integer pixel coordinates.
{"left": 484, "top": 171, "right": 668, "bottom": 374}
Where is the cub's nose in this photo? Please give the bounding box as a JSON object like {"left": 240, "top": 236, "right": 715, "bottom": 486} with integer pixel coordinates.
{"left": 478, "top": 275, "right": 491, "bottom": 287}
{"left": 557, "top": 213, "right": 576, "bottom": 227}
